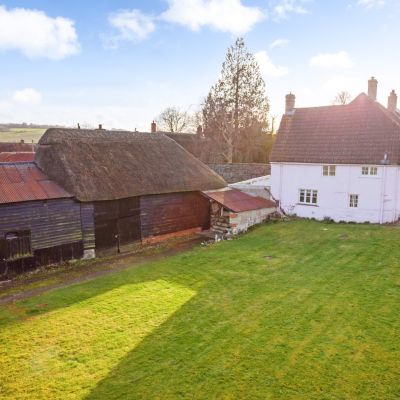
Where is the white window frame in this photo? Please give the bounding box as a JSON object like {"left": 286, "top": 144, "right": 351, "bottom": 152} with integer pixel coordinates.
{"left": 323, "top": 165, "right": 336, "bottom": 176}
{"left": 370, "top": 167, "right": 378, "bottom": 176}
{"left": 349, "top": 194, "right": 359, "bottom": 208}
{"left": 361, "top": 166, "right": 378, "bottom": 176}
{"left": 299, "top": 189, "right": 318, "bottom": 205}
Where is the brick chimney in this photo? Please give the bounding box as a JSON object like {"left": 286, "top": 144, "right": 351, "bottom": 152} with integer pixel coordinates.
{"left": 388, "top": 90, "right": 398, "bottom": 112}
{"left": 196, "top": 125, "right": 203, "bottom": 135}
{"left": 98, "top": 124, "right": 103, "bottom": 130}
{"left": 368, "top": 77, "right": 378, "bottom": 101}
{"left": 151, "top": 121, "right": 157, "bottom": 133}
{"left": 285, "top": 93, "right": 295, "bottom": 115}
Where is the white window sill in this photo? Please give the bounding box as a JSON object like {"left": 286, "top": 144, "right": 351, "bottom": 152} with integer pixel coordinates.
{"left": 297, "top": 203, "right": 319, "bottom": 207}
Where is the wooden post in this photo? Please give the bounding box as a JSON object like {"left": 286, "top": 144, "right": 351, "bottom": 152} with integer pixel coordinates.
{"left": 115, "top": 234, "right": 121, "bottom": 254}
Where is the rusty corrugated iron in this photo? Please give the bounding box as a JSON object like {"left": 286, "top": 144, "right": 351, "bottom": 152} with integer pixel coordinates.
{"left": 203, "top": 188, "right": 276, "bottom": 213}
{"left": 0, "top": 152, "right": 35, "bottom": 163}
{"left": 0, "top": 162, "right": 72, "bottom": 204}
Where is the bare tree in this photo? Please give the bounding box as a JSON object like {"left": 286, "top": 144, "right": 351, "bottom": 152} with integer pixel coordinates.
{"left": 157, "top": 107, "right": 190, "bottom": 133}
{"left": 333, "top": 91, "right": 352, "bottom": 105}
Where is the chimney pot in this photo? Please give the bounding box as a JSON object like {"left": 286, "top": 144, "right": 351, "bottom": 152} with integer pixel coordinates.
{"left": 151, "top": 120, "right": 157, "bottom": 133}
{"left": 368, "top": 77, "right": 378, "bottom": 101}
{"left": 285, "top": 93, "right": 296, "bottom": 115}
{"left": 98, "top": 124, "right": 103, "bottom": 130}
{"left": 388, "top": 90, "right": 398, "bottom": 112}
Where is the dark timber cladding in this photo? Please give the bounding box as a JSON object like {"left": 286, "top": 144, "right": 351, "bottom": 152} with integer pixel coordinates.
{"left": 141, "top": 192, "right": 210, "bottom": 238}
{"left": 36, "top": 128, "right": 227, "bottom": 249}
{"left": 0, "top": 162, "right": 92, "bottom": 276}
{"left": 94, "top": 197, "right": 141, "bottom": 249}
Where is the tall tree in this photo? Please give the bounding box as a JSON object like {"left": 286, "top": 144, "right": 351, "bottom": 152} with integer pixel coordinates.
{"left": 202, "top": 38, "right": 270, "bottom": 162}
{"left": 157, "top": 107, "right": 190, "bottom": 133}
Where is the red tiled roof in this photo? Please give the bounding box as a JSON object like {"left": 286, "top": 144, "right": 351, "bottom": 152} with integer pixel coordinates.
{"left": 0, "top": 142, "right": 36, "bottom": 152}
{"left": 0, "top": 152, "right": 35, "bottom": 163}
{"left": 271, "top": 93, "right": 400, "bottom": 165}
{"left": 0, "top": 162, "right": 72, "bottom": 204}
{"left": 203, "top": 188, "right": 276, "bottom": 212}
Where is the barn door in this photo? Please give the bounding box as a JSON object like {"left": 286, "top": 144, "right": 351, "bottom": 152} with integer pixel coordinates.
{"left": 117, "top": 215, "right": 141, "bottom": 244}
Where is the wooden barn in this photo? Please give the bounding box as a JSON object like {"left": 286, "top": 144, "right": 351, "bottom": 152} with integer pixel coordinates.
{"left": 35, "top": 128, "right": 226, "bottom": 253}
{"left": 0, "top": 162, "right": 94, "bottom": 277}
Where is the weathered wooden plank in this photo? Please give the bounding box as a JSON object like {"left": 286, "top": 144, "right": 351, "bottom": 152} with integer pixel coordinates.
{"left": 140, "top": 191, "right": 210, "bottom": 238}
{"left": 0, "top": 198, "right": 83, "bottom": 251}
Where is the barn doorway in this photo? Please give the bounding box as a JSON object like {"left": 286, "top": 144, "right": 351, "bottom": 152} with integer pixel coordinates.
{"left": 94, "top": 197, "right": 141, "bottom": 250}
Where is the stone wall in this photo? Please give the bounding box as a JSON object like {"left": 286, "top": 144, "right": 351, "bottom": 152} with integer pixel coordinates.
{"left": 208, "top": 163, "right": 270, "bottom": 184}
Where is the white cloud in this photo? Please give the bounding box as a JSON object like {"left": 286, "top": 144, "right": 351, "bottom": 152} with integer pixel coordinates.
{"left": 309, "top": 51, "right": 354, "bottom": 69}
{"left": 322, "top": 75, "right": 358, "bottom": 95}
{"left": 161, "top": 0, "right": 265, "bottom": 35}
{"left": 357, "top": 0, "right": 385, "bottom": 9}
{"left": 0, "top": 6, "right": 79, "bottom": 60}
{"left": 255, "top": 51, "right": 288, "bottom": 77}
{"left": 270, "top": 38, "right": 290, "bottom": 48}
{"left": 12, "top": 88, "right": 42, "bottom": 105}
{"left": 108, "top": 9, "right": 155, "bottom": 44}
{"left": 272, "top": 0, "right": 309, "bottom": 20}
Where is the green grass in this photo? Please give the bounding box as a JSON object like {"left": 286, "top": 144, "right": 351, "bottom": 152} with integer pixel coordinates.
{"left": 0, "top": 128, "right": 45, "bottom": 143}
{"left": 1, "top": 220, "right": 399, "bottom": 399}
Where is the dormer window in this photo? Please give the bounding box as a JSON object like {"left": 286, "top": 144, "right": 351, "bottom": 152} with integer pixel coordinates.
{"left": 323, "top": 165, "right": 336, "bottom": 176}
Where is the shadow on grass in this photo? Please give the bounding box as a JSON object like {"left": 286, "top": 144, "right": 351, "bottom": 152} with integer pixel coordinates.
{"left": 2, "top": 221, "right": 399, "bottom": 399}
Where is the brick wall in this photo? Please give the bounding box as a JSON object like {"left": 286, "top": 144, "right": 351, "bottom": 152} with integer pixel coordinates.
{"left": 207, "top": 163, "right": 270, "bottom": 184}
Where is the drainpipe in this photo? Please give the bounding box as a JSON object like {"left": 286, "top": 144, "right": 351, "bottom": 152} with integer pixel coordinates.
{"left": 380, "top": 165, "right": 387, "bottom": 224}
{"left": 393, "top": 166, "right": 399, "bottom": 222}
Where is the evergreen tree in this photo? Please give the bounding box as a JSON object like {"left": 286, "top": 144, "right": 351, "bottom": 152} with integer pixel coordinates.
{"left": 203, "top": 38, "right": 270, "bottom": 162}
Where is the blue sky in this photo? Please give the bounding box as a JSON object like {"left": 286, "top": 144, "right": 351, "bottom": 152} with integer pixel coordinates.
{"left": 0, "top": 0, "right": 399, "bottom": 130}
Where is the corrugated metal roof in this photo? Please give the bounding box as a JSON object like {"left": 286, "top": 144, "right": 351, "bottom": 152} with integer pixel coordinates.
{"left": 0, "top": 162, "right": 72, "bottom": 204}
{"left": 0, "top": 152, "right": 35, "bottom": 163}
{"left": 203, "top": 188, "right": 276, "bottom": 213}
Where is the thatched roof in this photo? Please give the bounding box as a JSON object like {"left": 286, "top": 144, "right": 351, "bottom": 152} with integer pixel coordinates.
{"left": 35, "top": 128, "right": 226, "bottom": 202}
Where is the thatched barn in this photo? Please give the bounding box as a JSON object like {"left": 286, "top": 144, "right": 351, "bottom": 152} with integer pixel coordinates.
{"left": 0, "top": 161, "right": 92, "bottom": 277}
{"left": 35, "top": 128, "right": 226, "bottom": 252}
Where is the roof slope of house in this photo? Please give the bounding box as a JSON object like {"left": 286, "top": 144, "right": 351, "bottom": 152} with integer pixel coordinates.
{"left": 0, "top": 162, "right": 72, "bottom": 204}
{"left": 0, "top": 142, "right": 36, "bottom": 153}
{"left": 0, "top": 152, "right": 35, "bottom": 163}
{"left": 271, "top": 93, "right": 400, "bottom": 165}
{"left": 35, "top": 128, "right": 227, "bottom": 202}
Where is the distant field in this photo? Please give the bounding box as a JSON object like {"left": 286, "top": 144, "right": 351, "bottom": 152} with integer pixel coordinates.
{"left": 0, "top": 128, "right": 45, "bottom": 143}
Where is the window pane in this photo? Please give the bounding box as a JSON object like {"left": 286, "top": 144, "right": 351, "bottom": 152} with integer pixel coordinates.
{"left": 362, "top": 167, "right": 368, "bottom": 175}
{"left": 306, "top": 190, "right": 311, "bottom": 203}
{"left": 312, "top": 191, "right": 318, "bottom": 204}
{"left": 323, "top": 166, "right": 328, "bottom": 176}
{"left": 329, "top": 166, "right": 336, "bottom": 176}
{"left": 349, "top": 194, "right": 358, "bottom": 208}
{"left": 299, "top": 189, "right": 305, "bottom": 203}
{"left": 370, "top": 167, "right": 377, "bottom": 175}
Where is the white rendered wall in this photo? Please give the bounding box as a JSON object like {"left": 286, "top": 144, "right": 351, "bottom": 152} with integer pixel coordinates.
{"left": 271, "top": 163, "right": 400, "bottom": 223}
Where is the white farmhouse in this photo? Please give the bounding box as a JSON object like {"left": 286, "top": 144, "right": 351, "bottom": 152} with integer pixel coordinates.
{"left": 270, "top": 78, "right": 400, "bottom": 223}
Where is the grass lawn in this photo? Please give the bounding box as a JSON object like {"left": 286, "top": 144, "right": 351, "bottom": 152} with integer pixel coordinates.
{"left": 0, "top": 128, "right": 45, "bottom": 143}
{"left": 0, "top": 220, "right": 399, "bottom": 399}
